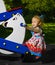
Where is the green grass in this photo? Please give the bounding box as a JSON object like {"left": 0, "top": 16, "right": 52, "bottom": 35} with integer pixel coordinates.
{"left": 0, "top": 23, "right": 55, "bottom": 44}
{"left": 43, "top": 23, "right": 55, "bottom": 44}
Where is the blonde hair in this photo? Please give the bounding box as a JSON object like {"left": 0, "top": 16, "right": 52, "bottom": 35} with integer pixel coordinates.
{"left": 32, "top": 15, "right": 43, "bottom": 26}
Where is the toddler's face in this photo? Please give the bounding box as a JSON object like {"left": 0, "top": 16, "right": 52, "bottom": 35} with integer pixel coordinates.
{"left": 32, "top": 18, "right": 39, "bottom": 28}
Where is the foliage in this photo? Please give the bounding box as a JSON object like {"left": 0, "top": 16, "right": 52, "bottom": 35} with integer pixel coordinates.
{"left": 21, "top": 0, "right": 55, "bottom": 12}
{"left": 21, "top": 0, "right": 55, "bottom": 22}
{"left": 4, "top": 0, "right": 13, "bottom": 10}
{"left": 4, "top": 0, "right": 55, "bottom": 23}
{"left": 4, "top": 0, "right": 22, "bottom": 10}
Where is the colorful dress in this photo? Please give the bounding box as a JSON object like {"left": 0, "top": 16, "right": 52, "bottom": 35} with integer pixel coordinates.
{"left": 25, "top": 27, "right": 46, "bottom": 56}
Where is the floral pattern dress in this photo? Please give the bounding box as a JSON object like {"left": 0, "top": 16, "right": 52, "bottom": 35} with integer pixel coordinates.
{"left": 25, "top": 27, "right": 46, "bottom": 55}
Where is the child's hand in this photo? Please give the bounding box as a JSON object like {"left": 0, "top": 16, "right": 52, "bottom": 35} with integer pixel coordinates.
{"left": 20, "top": 23, "right": 27, "bottom": 27}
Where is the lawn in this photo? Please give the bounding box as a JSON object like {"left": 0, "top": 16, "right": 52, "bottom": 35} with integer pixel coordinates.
{"left": 43, "top": 23, "right": 55, "bottom": 44}
{"left": 0, "top": 23, "right": 55, "bottom": 44}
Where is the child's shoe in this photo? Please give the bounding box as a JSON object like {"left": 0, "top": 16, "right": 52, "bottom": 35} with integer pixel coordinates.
{"left": 35, "top": 56, "right": 40, "bottom": 59}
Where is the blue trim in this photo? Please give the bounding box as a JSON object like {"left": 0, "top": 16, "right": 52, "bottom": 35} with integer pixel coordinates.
{"left": 0, "top": 38, "right": 42, "bottom": 56}
{"left": 0, "top": 38, "right": 29, "bottom": 54}
{"left": 0, "top": 8, "right": 22, "bottom": 21}
{"left": 30, "top": 51, "right": 42, "bottom": 57}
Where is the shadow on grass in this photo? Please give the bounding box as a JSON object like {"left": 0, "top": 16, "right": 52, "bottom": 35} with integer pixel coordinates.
{"left": 44, "top": 26, "right": 55, "bottom": 44}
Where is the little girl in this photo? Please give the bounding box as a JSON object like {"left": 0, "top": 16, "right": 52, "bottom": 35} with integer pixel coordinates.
{"left": 21, "top": 15, "right": 46, "bottom": 59}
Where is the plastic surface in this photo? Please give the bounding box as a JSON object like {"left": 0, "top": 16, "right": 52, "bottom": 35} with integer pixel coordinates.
{"left": 0, "top": 8, "right": 22, "bottom": 21}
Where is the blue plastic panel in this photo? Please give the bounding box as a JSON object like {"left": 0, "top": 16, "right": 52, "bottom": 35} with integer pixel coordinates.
{"left": 0, "top": 38, "right": 42, "bottom": 56}
{"left": 0, "top": 8, "right": 22, "bottom": 21}
{"left": 0, "top": 38, "right": 29, "bottom": 54}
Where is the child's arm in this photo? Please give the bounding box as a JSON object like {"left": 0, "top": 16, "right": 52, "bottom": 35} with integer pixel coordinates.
{"left": 26, "top": 26, "right": 41, "bottom": 33}
{"left": 20, "top": 23, "right": 41, "bottom": 33}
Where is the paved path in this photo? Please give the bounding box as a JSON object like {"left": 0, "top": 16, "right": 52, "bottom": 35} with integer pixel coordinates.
{"left": 0, "top": 44, "right": 55, "bottom": 65}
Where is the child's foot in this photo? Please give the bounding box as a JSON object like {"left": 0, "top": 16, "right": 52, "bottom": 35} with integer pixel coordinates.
{"left": 35, "top": 56, "right": 40, "bottom": 59}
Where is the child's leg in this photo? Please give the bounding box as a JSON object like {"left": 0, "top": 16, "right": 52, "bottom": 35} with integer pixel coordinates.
{"left": 23, "top": 42, "right": 42, "bottom": 59}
